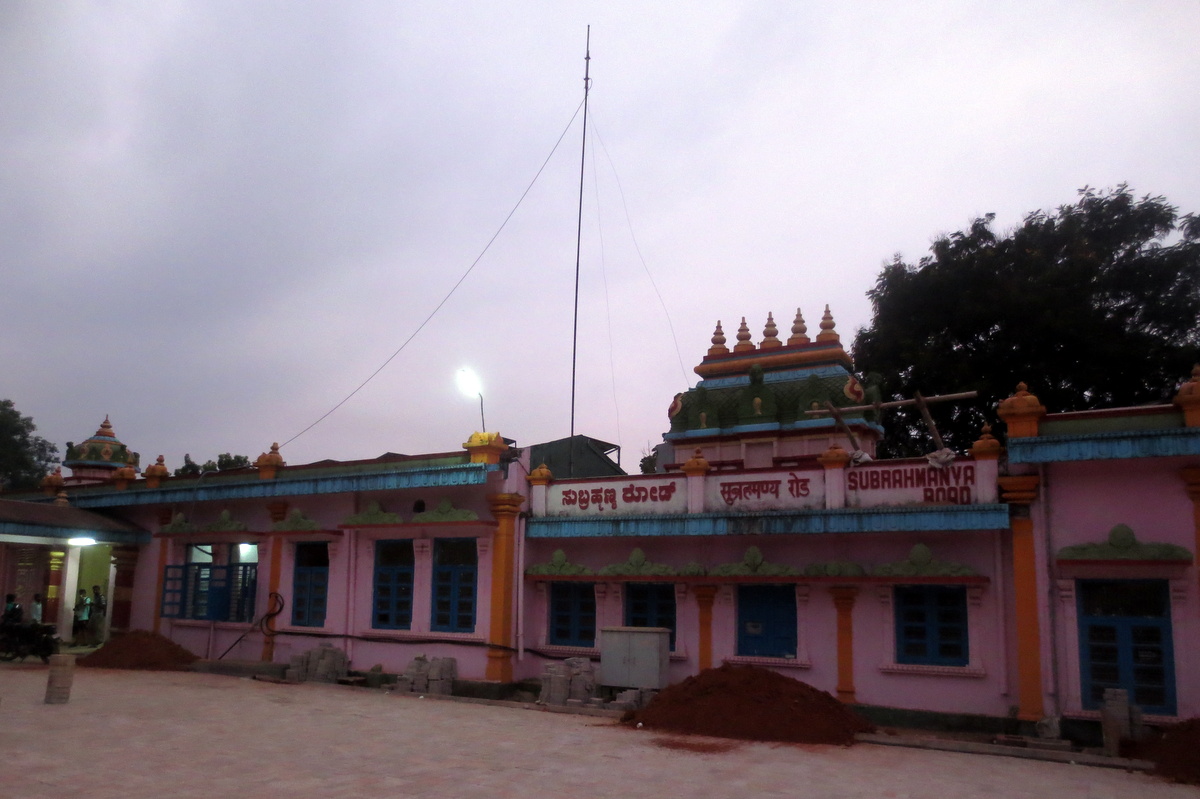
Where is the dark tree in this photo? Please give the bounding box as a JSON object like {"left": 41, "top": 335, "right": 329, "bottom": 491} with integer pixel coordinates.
{"left": 215, "top": 453, "right": 251, "bottom": 471}
{"left": 0, "top": 400, "right": 59, "bottom": 490}
{"left": 853, "top": 186, "right": 1200, "bottom": 457}
{"left": 174, "top": 454, "right": 201, "bottom": 477}
{"left": 174, "top": 452, "right": 250, "bottom": 477}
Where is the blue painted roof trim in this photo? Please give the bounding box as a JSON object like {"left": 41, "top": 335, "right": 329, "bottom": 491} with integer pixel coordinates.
{"left": 698, "top": 364, "right": 851, "bottom": 390}
{"left": 664, "top": 416, "right": 884, "bottom": 441}
{"left": 0, "top": 521, "right": 149, "bottom": 545}
{"left": 527, "top": 504, "right": 1011, "bottom": 538}
{"left": 1008, "top": 428, "right": 1200, "bottom": 463}
{"left": 67, "top": 463, "right": 496, "bottom": 509}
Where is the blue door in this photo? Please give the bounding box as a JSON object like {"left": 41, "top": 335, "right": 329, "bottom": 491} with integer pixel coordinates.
{"left": 1077, "top": 579, "right": 1175, "bottom": 715}
{"left": 737, "top": 585, "right": 797, "bottom": 658}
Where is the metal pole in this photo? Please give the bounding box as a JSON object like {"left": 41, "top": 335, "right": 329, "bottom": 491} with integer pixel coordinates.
{"left": 569, "top": 25, "right": 591, "bottom": 478}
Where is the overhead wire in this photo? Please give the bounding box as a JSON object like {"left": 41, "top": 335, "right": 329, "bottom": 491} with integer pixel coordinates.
{"left": 586, "top": 121, "right": 623, "bottom": 448}
{"left": 279, "top": 99, "right": 587, "bottom": 450}
{"left": 588, "top": 114, "right": 692, "bottom": 390}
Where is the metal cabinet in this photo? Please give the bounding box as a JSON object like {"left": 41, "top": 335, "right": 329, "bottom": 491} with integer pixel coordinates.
{"left": 598, "top": 626, "right": 670, "bottom": 689}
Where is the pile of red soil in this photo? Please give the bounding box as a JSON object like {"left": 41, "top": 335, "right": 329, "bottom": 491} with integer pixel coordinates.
{"left": 78, "top": 630, "right": 199, "bottom": 671}
{"left": 1125, "top": 718, "right": 1200, "bottom": 785}
{"left": 625, "top": 663, "right": 874, "bottom": 745}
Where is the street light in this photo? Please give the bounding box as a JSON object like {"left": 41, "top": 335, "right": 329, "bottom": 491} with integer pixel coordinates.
{"left": 456, "top": 368, "right": 486, "bottom": 431}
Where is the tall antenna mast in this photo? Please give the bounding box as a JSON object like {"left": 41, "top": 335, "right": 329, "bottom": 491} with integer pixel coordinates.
{"left": 569, "top": 26, "right": 591, "bottom": 477}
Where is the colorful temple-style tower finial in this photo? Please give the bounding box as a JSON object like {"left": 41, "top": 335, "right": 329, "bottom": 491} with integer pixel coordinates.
{"left": 96, "top": 415, "right": 116, "bottom": 438}
{"left": 760, "top": 313, "right": 781, "bottom": 349}
{"left": 788, "top": 307, "right": 809, "bottom": 345}
{"left": 708, "top": 321, "right": 729, "bottom": 356}
{"left": 815, "top": 304, "right": 839, "bottom": 343}
{"left": 734, "top": 317, "right": 754, "bottom": 352}
{"left": 63, "top": 415, "right": 140, "bottom": 484}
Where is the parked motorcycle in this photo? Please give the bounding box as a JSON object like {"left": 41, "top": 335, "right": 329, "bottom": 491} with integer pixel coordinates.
{"left": 0, "top": 622, "right": 60, "bottom": 663}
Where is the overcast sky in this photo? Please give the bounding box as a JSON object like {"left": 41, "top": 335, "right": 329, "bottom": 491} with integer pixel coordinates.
{"left": 3, "top": 1, "right": 1198, "bottom": 474}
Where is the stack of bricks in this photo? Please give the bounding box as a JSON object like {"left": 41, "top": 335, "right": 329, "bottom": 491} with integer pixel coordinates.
{"left": 286, "top": 643, "right": 349, "bottom": 684}
{"left": 395, "top": 655, "right": 457, "bottom": 696}
{"left": 539, "top": 657, "right": 596, "bottom": 706}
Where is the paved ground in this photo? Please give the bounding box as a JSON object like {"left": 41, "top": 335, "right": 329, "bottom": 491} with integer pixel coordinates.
{"left": 0, "top": 662, "right": 1195, "bottom": 799}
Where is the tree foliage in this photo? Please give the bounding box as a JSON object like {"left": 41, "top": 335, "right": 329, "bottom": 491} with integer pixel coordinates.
{"left": 0, "top": 400, "right": 59, "bottom": 491}
{"left": 852, "top": 186, "right": 1200, "bottom": 457}
{"left": 173, "top": 452, "right": 251, "bottom": 477}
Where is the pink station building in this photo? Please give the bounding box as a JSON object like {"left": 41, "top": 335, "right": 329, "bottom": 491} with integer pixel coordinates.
{"left": 2, "top": 306, "right": 1199, "bottom": 734}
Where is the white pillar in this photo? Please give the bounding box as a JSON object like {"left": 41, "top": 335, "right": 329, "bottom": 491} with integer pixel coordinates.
{"left": 59, "top": 545, "right": 82, "bottom": 640}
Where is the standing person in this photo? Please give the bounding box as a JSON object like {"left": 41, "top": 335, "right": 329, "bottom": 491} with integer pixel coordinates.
{"left": 2, "top": 593, "right": 22, "bottom": 625}
{"left": 89, "top": 584, "right": 107, "bottom": 644}
{"left": 72, "top": 588, "right": 92, "bottom": 645}
{"left": 30, "top": 593, "right": 43, "bottom": 624}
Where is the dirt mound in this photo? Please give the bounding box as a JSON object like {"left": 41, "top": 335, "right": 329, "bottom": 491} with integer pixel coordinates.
{"left": 1126, "top": 718, "right": 1200, "bottom": 785}
{"left": 625, "top": 663, "right": 874, "bottom": 745}
{"left": 78, "top": 630, "right": 199, "bottom": 671}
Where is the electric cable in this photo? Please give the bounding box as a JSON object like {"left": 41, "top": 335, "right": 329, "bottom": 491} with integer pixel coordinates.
{"left": 589, "top": 113, "right": 692, "bottom": 390}
{"left": 587, "top": 123, "right": 623, "bottom": 448}
{"left": 279, "top": 99, "right": 587, "bottom": 450}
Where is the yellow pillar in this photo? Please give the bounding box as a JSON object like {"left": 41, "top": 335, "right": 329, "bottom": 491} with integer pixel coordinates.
{"left": 261, "top": 536, "right": 284, "bottom": 662}
{"left": 694, "top": 585, "right": 718, "bottom": 671}
{"left": 485, "top": 493, "right": 523, "bottom": 682}
{"left": 830, "top": 586, "right": 858, "bottom": 703}
{"left": 999, "top": 474, "right": 1044, "bottom": 721}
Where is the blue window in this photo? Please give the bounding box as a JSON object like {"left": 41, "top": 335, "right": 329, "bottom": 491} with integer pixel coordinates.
{"left": 1078, "top": 579, "right": 1175, "bottom": 715}
{"left": 160, "top": 563, "right": 258, "bottom": 622}
{"left": 291, "top": 542, "right": 329, "bottom": 627}
{"left": 625, "top": 583, "right": 676, "bottom": 649}
{"left": 895, "top": 585, "right": 968, "bottom": 666}
{"left": 549, "top": 582, "right": 596, "bottom": 647}
{"left": 737, "top": 585, "right": 797, "bottom": 658}
{"left": 432, "top": 538, "right": 477, "bottom": 633}
{"left": 373, "top": 540, "right": 414, "bottom": 629}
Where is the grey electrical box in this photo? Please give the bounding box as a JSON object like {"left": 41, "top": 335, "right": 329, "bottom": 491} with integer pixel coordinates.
{"left": 598, "top": 626, "right": 671, "bottom": 689}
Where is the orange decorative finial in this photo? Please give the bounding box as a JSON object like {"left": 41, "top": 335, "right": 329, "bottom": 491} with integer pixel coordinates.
{"left": 112, "top": 464, "right": 137, "bottom": 489}
{"left": 1174, "top": 364, "right": 1200, "bottom": 427}
{"left": 970, "top": 424, "right": 1003, "bottom": 460}
{"left": 708, "top": 321, "right": 729, "bottom": 356}
{"left": 143, "top": 455, "right": 170, "bottom": 488}
{"left": 681, "top": 448, "right": 711, "bottom": 476}
{"left": 734, "top": 317, "right": 754, "bottom": 352}
{"left": 815, "top": 304, "right": 839, "bottom": 343}
{"left": 997, "top": 382, "right": 1046, "bottom": 438}
{"left": 527, "top": 463, "right": 554, "bottom": 486}
{"left": 817, "top": 444, "right": 851, "bottom": 469}
{"left": 463, "top": 431, "right": 509, "bottom": 464}
{"left": 94, "top": 415, "right": 116, "bottom": 439}
{"left": 760, "top": 313, "right": 781, "bottom": 349}
{"left": 255, "top": 443, "right": 286, "bottom": 479}
{"left": 40, "top": 466, "right": 64, "bottom": 496}
{"left": 787, "top": 307, "right": 809, "bottom": 345}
